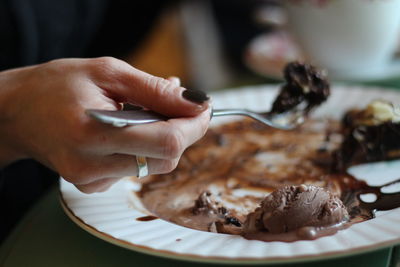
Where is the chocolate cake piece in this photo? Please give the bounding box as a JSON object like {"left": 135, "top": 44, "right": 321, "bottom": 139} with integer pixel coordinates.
{"left": 271, "top": 62, "right": 330, "bottom": 114}
{"left": 334, "top": 100, "right": 400, "bottom": 171}
{"left": 192, "top": 191, "right": 242, "bottom": 234}
{"left": 192, "top": 191, "right": 227, "bottom": 216}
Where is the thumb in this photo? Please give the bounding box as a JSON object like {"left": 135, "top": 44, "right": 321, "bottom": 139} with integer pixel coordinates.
{"left": 94, "top": 59, "right": 209, "bottom": 117}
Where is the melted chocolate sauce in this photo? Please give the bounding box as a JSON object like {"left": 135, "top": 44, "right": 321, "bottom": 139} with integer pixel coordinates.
{"left": 343, "top": 176, "right": 400, "bottom": 214}
{"left": 136, "top": 215, "right": 158, "bottom": 222}
{"left": 137, "top": 119, "right": 400, "bottom": 242}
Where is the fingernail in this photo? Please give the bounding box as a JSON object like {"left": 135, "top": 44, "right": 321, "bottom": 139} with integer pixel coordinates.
{"left": 182, "top": 89, "right": 209, "bottom": 104}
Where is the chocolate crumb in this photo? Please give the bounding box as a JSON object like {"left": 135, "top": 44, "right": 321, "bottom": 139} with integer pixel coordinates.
{"left": 225, "top": 216, "right": 242, "bottom": 227}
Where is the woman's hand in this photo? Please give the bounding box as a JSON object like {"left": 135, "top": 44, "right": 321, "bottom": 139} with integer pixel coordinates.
{"left": 0, "top": 57, "right": 211, "bottom": 193}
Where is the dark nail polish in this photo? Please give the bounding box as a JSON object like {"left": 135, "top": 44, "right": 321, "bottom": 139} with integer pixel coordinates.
{"left": 182, "top": 89, "right": 209, "bottom": 104}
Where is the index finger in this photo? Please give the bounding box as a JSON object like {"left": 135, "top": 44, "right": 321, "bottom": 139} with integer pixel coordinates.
{"left": 92, "top": 107, "right": 212, "bottom": 159}
{"left": 88, "top": 57, "right": 209, "bottom": 117}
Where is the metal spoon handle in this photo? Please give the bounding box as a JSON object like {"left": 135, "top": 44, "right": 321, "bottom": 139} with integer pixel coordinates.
{"left": 211, "top": 109, "right": 251, "bottom": 117}
{"left": 86, "top": 108, "right": 255, "bottom": 127}
{"left": 86, "top": 109, "right": 168, "bottom": 127}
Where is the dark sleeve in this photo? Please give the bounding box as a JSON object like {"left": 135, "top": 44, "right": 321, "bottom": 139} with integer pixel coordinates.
{"left": 0, "top": 160, "right": 58, "bottom": 243}
{"left": 0, "top": 0, "right": 175, "bottom": 71}
{"left": 0, "top": 0, "right": 109, "bottom": 70}
{"left": 85, "top": 0, "right": 173, "bottom": 59}
{"left": 0, "top": 0, "right": 20, "bottom": 70}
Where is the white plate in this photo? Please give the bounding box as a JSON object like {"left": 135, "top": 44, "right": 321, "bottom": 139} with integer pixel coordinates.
{"left": 60, "top": 84, "right": 400, "bottom": 264}
{"left": 245, "top": 31, "right": 400, "bottom": 82}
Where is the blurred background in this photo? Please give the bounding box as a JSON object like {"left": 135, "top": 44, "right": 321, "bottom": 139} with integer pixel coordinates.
{"left": 126, "top": 0, "right": 400, "bottom": 91}
{"left": 126, "top": 0, "right": 282, "bottom": 91}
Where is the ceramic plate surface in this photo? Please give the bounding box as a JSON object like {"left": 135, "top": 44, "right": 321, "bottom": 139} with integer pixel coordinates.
{"left": 245, "top": 31, "right": 400, "bottom": 82}
{"left": 60, "top": 85, "right": 400, "bottom": 264}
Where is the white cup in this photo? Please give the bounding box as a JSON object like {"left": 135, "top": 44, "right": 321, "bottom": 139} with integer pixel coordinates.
{"left": 284, "top": 0, "right": 400, "bottom": 79}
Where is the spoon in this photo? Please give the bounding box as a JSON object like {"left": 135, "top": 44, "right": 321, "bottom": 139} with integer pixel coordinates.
{"left": 86, "top": 107, "right": 305, "bottom": 130}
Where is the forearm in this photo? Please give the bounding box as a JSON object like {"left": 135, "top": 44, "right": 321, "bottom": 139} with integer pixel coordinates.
{"left": 0, "top": 68, "right": 29, "bottom": 168}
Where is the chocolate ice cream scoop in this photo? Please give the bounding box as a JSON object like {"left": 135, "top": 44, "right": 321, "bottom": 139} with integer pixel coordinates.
{"left": 242, "top": 184, "right": 349, "bottom": 241}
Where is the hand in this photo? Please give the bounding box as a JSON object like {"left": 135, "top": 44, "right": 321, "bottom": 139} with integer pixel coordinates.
{"left": 0, "top": 57, "right": 211, "bottom": 193}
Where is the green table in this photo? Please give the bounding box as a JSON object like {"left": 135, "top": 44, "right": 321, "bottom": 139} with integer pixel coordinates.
{"left": 0, "top": 186, "right": 398, "bottom": 267}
